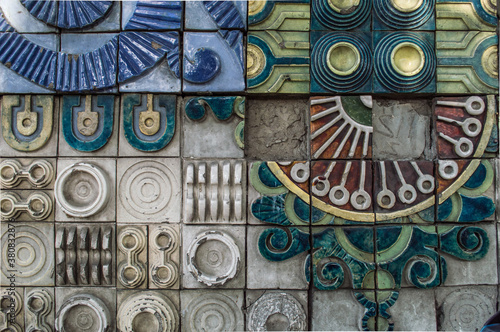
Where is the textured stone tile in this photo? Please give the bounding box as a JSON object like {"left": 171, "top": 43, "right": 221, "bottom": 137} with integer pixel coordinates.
{"left": 1, "top": 95, "right": 59, "bottom": 157}
{"left": 55, "top": 287, "right": 116, "bottom": 332}
{"left": 372, "top": 0, "right": 435, "bottom": 31}
{"left": 311, "top": 0, "right": 370, "bottom": 30}
{"left": 437, "top": 223, "right": 497, "bottom": 286}
{"left": 180, "top": 290, "right": 244, "bottom": 332}
{"left": 55, "top": 223, "right": 115, "bottom": 287}
{"left": 311, "top": 32, "right": 373, "bottom": 93}
{"left": 248, "top": 161, "right": 311, "bottom": 226}
{"left": 1, "top": 287, "right": 24, "bottom": 331}
{"left": 0, "top": 158, "right": 56, "bottom": 190}
{"left": 436, "top": 159, "right": 495, "bottom": 222}
{"left": 311, "top": 290, "right": 367, "bottom": 331}
{"left": 25, "top": 287, "right": 54, "bottom": 332}
{"left": 182, "top": 225, "right": 245, "bottom": 289}
{"left": 372, "top": 98, "right": 434, "bottom": 160}
{"left": 184, "top": 160, "right": 246, "bottom": 224}
{"left": 0, "top": 223, "right": 54, "bottom": 286}
{"left": 435, "top": 96, "right": 496, "bottom": 159}
{"left": 0, "top": 34, "right": 59, "bottom": 94}
{"left": 246, "top": 290, "right": 308, "bottom": 331}
{"left": 183, "top": 96, "right": 245, "bottom": 158}
{"left": 117, "top": 290, "right": 179, "bottom": 331}
{"left": 117, "top": 225, "right": 148, "bottom": 289}
{"left": 373, "top": 31, "right": 436, "bottom": 93}
{"left": 436, "top": 286, "right": 497, "bottom": 331}
{"left": 248, "top": 0, "right": 310, "bottom": 31}
{"left": 148, "top": 224, "right": 180, "bottom": 290}
{"left": 185, "top": 1, "right": 247, "bottom": 30}
{"left": 383, "top": 288, "right": 436, "bottom": 331}
{"left": 310, "top": 96, "right": 373, "bottom": 160}
{"left": 436, "top": 31, "right": 498, "bottom": 94}
{"left": 116, "top": 158, "right": 181, "bottom": 223}
{"left": 58, "top": 95, "right": 119, "bottom": 157}
{"left": 436, "top": 0, "right": 497, "bottom": 31}
{"left": 183, "top": 31, "right": 244, "bottom": 93}
{"left": 54, "top": 158, "right": 116, "bottom": 222}
{"left": 0, "top": 189, "right": 54, "bottom": 222}
{"left": 247, "top": 225, "right": 309, "bottom": 289}
{"left": 247, "top": 31, "right": 310, "bottom": 94}
{"left": 245, "top": 99, "right": 308, "bottom": 160}
{"left": 119, "top": 94, "right": 180, "bottom": 157}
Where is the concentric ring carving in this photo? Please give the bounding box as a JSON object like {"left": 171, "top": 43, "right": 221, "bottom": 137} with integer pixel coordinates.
{"left": 185, "top": 293, "right": 243, "bottom": 332}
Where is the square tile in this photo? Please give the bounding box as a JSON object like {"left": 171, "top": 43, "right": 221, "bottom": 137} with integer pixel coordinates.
{"left": 310, "top": 96, "right": 373, "bottom": 160}
{"left": 311, "top": 32, "right": 373, "bottom": 93}
{"left": 119, "top": 94, "right": 180, "bottom": 157}
{"left": 247, "top": 31, "right": 310, "bottom": 93}
{"left": 0, "top": 158, "right": 56, "bottom": 190}
{"left": 373, "top": 31, "right": 436, "bottom": 93}
{"left": 311, "top": 0, "right": 370, "bottom": 31}
{"left": 0, "top": 189, "right": 54, "bottom": 222}
{"left": 247, "top": 225, "right": 310, "bottom": 289}
{"left": 185, "top": 1, "right": 246, "bottom": 30}
{"left": 1, "top": 95, "right": 59, "bottom": 157}
{"left": 183, "top": 31, "right": 244, "bottom": 93}
{"left": 116, "top": 225, "right": 148, "bottom": 289}
{"left": 436, "top": 31, "right": 498, "bottom": 94}
{"left": 249, "top": 0, "right": 310, "bottom": 31}
{"left": 54, "top": 158, "right": 116, "bottom": 222}
{"left": 122, "top": 1, "right": 183, "bottom": 31}
{"left": 184, "top": 160, "right": 246, "bottom": 224}
{"left": 436, "top": 0, "right": 497, "bottom": 31}
{"left": 1, "top": 287, "right": 24, "bottom": 330}
{"left": 148, "top": 224, "right": 181, "bottom": 289}
{"left": 58, "top": 95, "right": 119, "bottom": 157}
{"left": 182, "top": 225, "right": 245, "bottom": 289}
{"left": 25, "top": 287, "right": 55, "bottom": 331}
{"left": 183, "top": 96, "right": 245, "bottom": 158}
{"left": 116, "top": 158, "right": 181, "bottom": 223}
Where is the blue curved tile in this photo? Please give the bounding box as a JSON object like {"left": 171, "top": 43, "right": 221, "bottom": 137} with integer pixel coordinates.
{"left": 218, "top": 30, "right": 244, "bottom": 71}
{"left": 122, "top": 94, "right": 176, "bottom": 152}
{"left": 62, "top": 95, "right": 115, "bottom": 152}
{"left": 0, "top": 15, "right": 14, "bottom": 32}
{"left": 21, "top": 0, "right": 113, "bottom": 29}
{"left": 119, "top": 31, "right": 179, "bottom": 83}
{"left": 56, "top": 36, "right": 117, "bottom": 92}
{"left": 203, "top": 1, "right": 244, "bottom": 29}
{"left": 124, "top": 1, "right": 182, "bottom": 30}
{"left": 183, "top": 48, "right": 221, "bottom": 84}
{"left": 0, "top": 33, "right": 57, "bottom": 89}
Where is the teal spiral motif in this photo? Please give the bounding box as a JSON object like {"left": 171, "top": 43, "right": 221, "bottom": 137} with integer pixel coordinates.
{"left": 312, "top": 0, "right": 371, "bottom": 30}
{"left": 374, "top": 32, "right": 435, "bottom": 92}
{"left": 312, "top": 33, "right": 372, "bottom": 92}
{"left": 374, "top": 0, "right": 434, "bottom": 29}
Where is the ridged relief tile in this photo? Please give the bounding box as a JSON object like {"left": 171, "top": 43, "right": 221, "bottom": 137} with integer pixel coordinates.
{"left": 0, "top": 159, "right": 55, "bottom": 190}
{"left": 249, "top": 0, "right": 310, "bottom": 31}
{"left": 311, "top": 0, "right": 371, "bottom": 31}
{"left": 25, "top": 287, "right": 54, "bottom": 332}
{"left": 185, "top": 0, "right": 246, "bottom": 30}
{"left": 117, "top": 225, "right": 148, "bottom": 289}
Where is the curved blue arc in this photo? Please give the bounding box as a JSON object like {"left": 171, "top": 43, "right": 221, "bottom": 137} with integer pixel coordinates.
{"left": 247, "top": 35, "right": 309, "bottom": 88}
{"left": 124, "top": 1, "right": 182, "bottom": 30}
{"left": 203, "top": 1, "right": 244, "bottom": 29}
{"left": 122, "top": 94, "right": 176, "bottom": 152}
{"left": 62, "top": 95, "right": 114, "bottom": 152}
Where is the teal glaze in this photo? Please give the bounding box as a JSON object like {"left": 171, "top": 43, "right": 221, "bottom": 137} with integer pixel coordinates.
{"left": 293, "top": 196, "right": 310, "bottom": 222}
{"left": 486, "top": 123, "right": 498, "bottom": 153}
{"left": 373, "top": 31, "right": 436, "bottom": 93}
{"left": 464, "top": 163, "right": 487, "bottom": 189}
{"left": 62, "top": 95, "right": 114, "bottom": 152}
{"left": 258, "top": 162, "right": 283, "bottom": 188}
{"left": 248, "top": 0, "right": 310, "bottom": 26}
{"left": 311, "top": 31, "right": 372, "bottom": 93}
{"left": 247, "top": 34, "right": 309, "bottom": 89}
{"left": 439, "top": 226, "right": 489, "bottom": 260}
{"left": 258, "top": 227, "right": 310, "bottom": 261}
{"left": 252, "top": 194, "right": 290, "bottom": 225}
{"left": 373, "top": 0, "right": 435, "bottom": 30}
{"left": 458, "top": 195, "right": 495, "bottom": 221}
{"left": 122, "top": 94, "right": 176, "bottom": 152}
{"left": 185, "top": 96, "right": 238, "bottom": 121}
{"left": 344, "top": 228, "right": 374, "bottom": 253}
{"left": 377, "top": 291, "right": 399, "bottom": 331}
{"left": 354, "top": 292, "right": 378, "bottom": 331}
{"left": 416, "top": 205, "right": 436, "bottom": 222}
{"left": 311, "top": 0, "right": 371, "bottom": 31}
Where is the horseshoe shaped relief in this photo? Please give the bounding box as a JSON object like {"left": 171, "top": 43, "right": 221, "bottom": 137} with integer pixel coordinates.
{"left": 0, "top": 1, "right": 181, "bottom": 92}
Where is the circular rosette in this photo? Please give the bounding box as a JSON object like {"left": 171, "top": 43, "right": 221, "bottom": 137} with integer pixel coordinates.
{"left": 21, "top": 0, "right": 113, "bottom": 29}
{"left": 312, "top": 0, "right": 372, "bottom": 30}
{"left": 374, "top": 32, "right": 436, "bottom": 92}
{"left": 374, "top": 0, "right": 435, "bottom": 29}
{"left": 312, "top": 33, "right": 372, "bottom": 92}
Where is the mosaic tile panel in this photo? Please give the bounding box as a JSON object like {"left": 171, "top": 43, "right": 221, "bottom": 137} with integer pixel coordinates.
{"left": 0, "top": 1, "right": 499, "bottom": 331}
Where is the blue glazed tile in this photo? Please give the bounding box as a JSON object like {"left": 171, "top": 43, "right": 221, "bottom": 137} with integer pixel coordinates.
{"left": 61, "top": 95, "right": 115, "bottom": 152}
{"left": 183, "top": 31, "right": 244, "bottom": 93}
{"left": 311, "top": 0, "right": 372, "bottom": 31}
{"left": 122, "top": 1, "right": 183, "bottom": 31}
{"left": 373, "top": 31, "right": 436, "bottom": 93}
{"left": 118, "top": 31, "right": 180, "bottom": 92}
{"left": 311, "top": 31, "right": 373, "bottom": 93}
{"left": 372, "top": 0, "right": 435, "bottom": 31}
{"left": 0, "top": 0, "right": 57, "bottom": 33}
{"left": 185, "top": 0, "right": 246, "bottom": 30}
{"left": 0, "top": 33, "right": 58, "bottom": 93}
{"left": 122, "top": 94, "right": 176, "bottom": 152}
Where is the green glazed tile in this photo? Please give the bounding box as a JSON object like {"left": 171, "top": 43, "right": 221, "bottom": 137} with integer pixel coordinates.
{"left": 248, "top": 0, "right": 310, "bottom": 31}
{"left": 436, "top": 0, "right": 497, "bottom": 31}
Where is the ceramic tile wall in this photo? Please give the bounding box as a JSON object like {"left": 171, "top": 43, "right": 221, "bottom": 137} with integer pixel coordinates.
{"left": 0, "top": 1, "right": 499, "bottom": 331}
